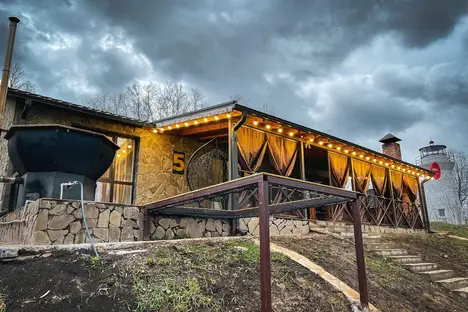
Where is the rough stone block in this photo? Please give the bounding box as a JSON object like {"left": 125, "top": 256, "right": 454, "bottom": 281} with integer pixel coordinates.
{"left": 35, "top": 231, "right": 51, "bottom": 245}
{"left": 155, "top": 226, "right": 165, "bottom": 239}
{"left": 49, "top": 204, "right": 66, "bottom": 216}
{"left": 66, "top": 205, "right": 74, "bottom": 215}
{"left": 41, "top": 200, "right": 56, "bottom": 209}
{"left": 47, "top": 230, "right": 68, "bottom": 242}
{"left": 134, "top": 229, "right": 142, "bottom": 240}
{"left": 165, "top": 228, "right": 174, "bottom": 239}
{"left": 150, "top": 220, "right": 156, "bottom": 234}
{"left": 69, "top": 221, "right": 82, "bottom": 234}
{"left": 86, "top": 218, "right": 98, "bottom": 228}
{"left": 97, "top": 209, "right": 110, "bottom": 228}
{"left": 185, "top": 219, "right": 204, "bottom": 238}
{"left": 74, "top": 230, "right": 86, "bottom": 244}
{"left": 93, "top": 228, "right": 109, "bottom": 241}
{"left": 122, "top": 219, "right": 139, "bottom": 228}
{"left": 214, "top": 219, "right": 223, "bottom": 234}
{"left": 84, "top": 204, "right": 99, "bottom": 219}
{"left": 48, "top": 214, "right": 74, "bottom": 230}
{"left": 159, "top": 218, "right": 171, "bottom": 230}
{"left": 206, "top": 219, "right": 216, "bottom": 232}
{"left": 109, "top": 225, "right": 121, "bottom": 242}
{"left": 123, "top": 207, "right": 140, "bottom": 220}
{"left": 63, "top": 233, "right": 75, "bottom": 244}
{"left": 71, "top": 201, "right": 81, "bottom": 209}
{"left": 109, "top": 210, "right": 121, "bottom": 227}
{"left": 36, "top": 209, "right": 49, "bottom": 231}
{"left": 121, "top": 226, "right": 134, "bottom": 242}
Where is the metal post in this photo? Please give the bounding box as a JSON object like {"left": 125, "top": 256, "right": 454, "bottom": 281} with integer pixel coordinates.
{"left": 420, "top": 180, "right": 431, "bottom": 232}
{"left": 300, "top": 141, "right": 308, "bottom": 218}
{"left": 0, "top": 17, "right": 20, "bottom": 124}
{"left": 352, "top": 201, "right": 369, "bottom": 311}
{"left": 258, "top": 176, "right": 272, "bottom": 312}
{"left": 387, "top": 169, "right": 398, "bottom": 227}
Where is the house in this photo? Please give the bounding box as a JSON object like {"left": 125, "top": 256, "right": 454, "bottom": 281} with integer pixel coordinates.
{"left": 0, "top": 88, "right": 434, "bottom": 232}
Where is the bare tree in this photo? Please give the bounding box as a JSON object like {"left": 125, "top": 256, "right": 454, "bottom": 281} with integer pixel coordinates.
{"left": 86, "top": 80, "right": 206, "bottom": 121}
{"left": 439, "top": 149, "right": 468, "bottom": 224}
{"left": 7, "top": 62, "right": 36, "bottom": 92}
{"left": 230, "top": 94, "right": 250, "bottom": 106}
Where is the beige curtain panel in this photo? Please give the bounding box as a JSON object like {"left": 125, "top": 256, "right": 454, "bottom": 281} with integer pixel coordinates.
{"left": 403, "top": 175, "right": 419, "bottom": 201}
{"left": 329, "top": 152, "right": 350, "bottom": 188}
{"left": 266, "top": 134, "right": 298, "bottom": 176}
{"left": 237, "top": 127, "right": 268, "bottom": 173}
{"left": 371, "top": 165, "right": 387, "bottom": 196}
{"left": 390, "top": 171, "right": 403, "bottom": 199}
{"left": 352, "top": 159, "right": 372, "bottom": 193}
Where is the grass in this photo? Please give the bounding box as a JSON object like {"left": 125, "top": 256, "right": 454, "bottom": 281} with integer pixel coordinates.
{"left": 431, "top": 222, "right": 468, "bottom": 238}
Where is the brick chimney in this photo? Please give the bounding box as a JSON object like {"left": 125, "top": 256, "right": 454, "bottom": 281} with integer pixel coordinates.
{"left": 379, "top": 133, "right": 402, "bottom": 160}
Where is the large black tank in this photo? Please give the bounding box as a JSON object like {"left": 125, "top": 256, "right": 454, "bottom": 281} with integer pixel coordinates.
{"left": 5, "top": 124, "right": 119, "bottom": 207}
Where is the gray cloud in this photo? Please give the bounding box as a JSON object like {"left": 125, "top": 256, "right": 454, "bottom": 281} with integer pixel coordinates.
{"left": 0, "top": 0, "right": 468, "bottom": 162}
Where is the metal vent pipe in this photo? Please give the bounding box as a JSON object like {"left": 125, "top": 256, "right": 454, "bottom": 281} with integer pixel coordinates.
{"left": 0, "top": 17, "right": 20, "bottom": 126}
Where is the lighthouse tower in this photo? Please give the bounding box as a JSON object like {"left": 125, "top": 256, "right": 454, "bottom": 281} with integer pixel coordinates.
{"left": 416, "top": 141, "right": 458, "bottom": 223}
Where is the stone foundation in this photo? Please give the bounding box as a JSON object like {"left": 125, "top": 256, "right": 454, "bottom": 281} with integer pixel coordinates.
{"left": 149, "top": 216, "right": 231, "bottom": 239}
{"left": 239, "top": 217, "right": 310, "bottom": 236}
{"left": 0, "top": 199, "right": 144, "bottom": 245}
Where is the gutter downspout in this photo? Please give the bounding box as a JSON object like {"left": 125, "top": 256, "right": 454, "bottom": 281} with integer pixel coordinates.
{"left": 230, "top": 111, "right": 247, "bottom": 235}
{"left": 0, "top": 17, "right": 20, "bottom": 125}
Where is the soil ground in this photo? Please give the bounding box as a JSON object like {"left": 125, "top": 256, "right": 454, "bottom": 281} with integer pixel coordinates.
{"left": 273, "top": 234, "right": 468, "bottom": 312}
{"left": 430, "top": 222, "right": 468, "bottom": 239}
{"left": 0, "top": 239, "right": 350, "bottom": 312}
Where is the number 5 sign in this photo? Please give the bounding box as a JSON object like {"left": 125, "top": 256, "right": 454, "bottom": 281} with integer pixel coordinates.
{"left": 173, "top": 151, "right": 185, "bottom": 174}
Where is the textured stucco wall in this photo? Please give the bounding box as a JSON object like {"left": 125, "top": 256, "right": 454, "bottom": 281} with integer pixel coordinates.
{"left": 0, "top": 98, "right": 18, "bottom": 211}
{"left": 4, "top": 99, "right": 203, "bottom": 207}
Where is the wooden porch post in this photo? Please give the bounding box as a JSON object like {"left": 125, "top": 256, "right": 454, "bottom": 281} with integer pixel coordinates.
{"left": 300, "top": 141, "right": 308, "bottom": 218}
{"left": 387, "top": 169, "right": 397, "bottom": 227}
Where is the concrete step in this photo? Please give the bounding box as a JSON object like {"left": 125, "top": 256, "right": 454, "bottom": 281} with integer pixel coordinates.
{"left": 340, "top": 232, "right": 381, "bottom": 240}
{"left": 436, "top": 277, "right": 468, "bottom": 290}
{"left": 420, "top": 270, "right": 455, "bottom": 281}
{"left": 365, "top": 242, "right": 396, "bottom": 250}
{"left": 403, "top": 262, "right": 438, "bottom": 272}
{"left": 374, "top": 249, "right": 408, "bottom": 256}
{"left": 452, "top": 287, "right": 468, "bottom": 298}
{"left": 388, "top": 255, "right": 422, "bottom": 264}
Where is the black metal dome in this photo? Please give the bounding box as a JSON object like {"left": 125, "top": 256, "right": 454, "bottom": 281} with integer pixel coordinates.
{"left": 5, "top": 124, "right": 119, "bottom": 180}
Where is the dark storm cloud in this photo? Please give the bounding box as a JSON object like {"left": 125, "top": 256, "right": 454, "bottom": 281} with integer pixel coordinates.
{"left": 0, "top": 0, "right": 468, "bottom": 160}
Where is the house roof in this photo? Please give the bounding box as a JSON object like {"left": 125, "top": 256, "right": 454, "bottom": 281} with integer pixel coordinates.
{"left": 379, "top": 133, "right": 401, "bottom": 144}
{"left": 7, "top": 88, "right": 152, "bottom": 127}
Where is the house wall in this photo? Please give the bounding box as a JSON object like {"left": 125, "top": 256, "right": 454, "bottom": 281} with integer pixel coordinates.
{"left": 2, "top": 97, "right": 204, "bottom": 208}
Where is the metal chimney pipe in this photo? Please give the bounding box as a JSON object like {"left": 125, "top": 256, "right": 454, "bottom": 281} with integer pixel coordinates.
{"left": 0, "top": 17, "right": 20, "bottom": 126}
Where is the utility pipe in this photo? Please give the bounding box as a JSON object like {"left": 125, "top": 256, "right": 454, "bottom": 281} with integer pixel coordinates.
{"left": 0, "top": 17, "right": 20, "bottom": 124}
{"left": 0, "top": 176, "right": 22, "bottom": 184}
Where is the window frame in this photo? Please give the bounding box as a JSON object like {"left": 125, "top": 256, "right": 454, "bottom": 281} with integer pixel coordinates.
{"left": 71, "top": 123, "right": 139, "bottom": 205}
{"left": 438, "top": 209, "right": 446, "bottom": 217}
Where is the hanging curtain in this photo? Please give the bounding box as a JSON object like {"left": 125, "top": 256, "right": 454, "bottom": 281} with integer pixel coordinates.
{"left": 403, "top": 175, "right": 419, "bottom": 202}
{"left": 266, "top": 134, "right": 298, "bottom": 176}
{"left": 371, "top": 165, "right": 387, "bottom": 196}
{"left": 329, "top": 152, "right": 350, "bottom": 188}
{"left": 237, "top": 127, "right": 268, "bottom": 173}
{"left": 390, "top": 171, "right": 403, "bottom": 199}
{"left": 352, "top": 159, "right": 371, "bottom": 193}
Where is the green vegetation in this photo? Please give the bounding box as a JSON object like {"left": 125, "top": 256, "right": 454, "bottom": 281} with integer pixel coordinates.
{"left": 90, "top": 256, "right": 101, "bottom": 267}
{"left": 173, "top": 233, "right": 191, "bottom": 239}
{"left": 133, "top": 275, "right": 217, "bottom": 312}
{"left": 431, "top": 222, "right": 468, "bottom": 239}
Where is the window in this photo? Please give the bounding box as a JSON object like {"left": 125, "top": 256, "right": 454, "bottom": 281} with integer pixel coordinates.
{"left": 95, "top": 136, "right": 136, "bottom": 205}
{"left": 438, "top": 209, "right": 446, "bottom": 217}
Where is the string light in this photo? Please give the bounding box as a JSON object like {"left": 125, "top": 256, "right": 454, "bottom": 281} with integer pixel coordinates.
{"left": 421, "top": 175, "right": 425, "bottom": 179}
{"left": 379, "top": 161, "right": 383, "bottom": 165}
{"left": 204, "top": 117, "right": 208, "bottom": 122}
{"left": 319, "top": 141, "right": 323, "bottom": 145}
{"left": 176, "top": 124, "right": 180, "bottom": 128}
{"left": 402, "top": 168, "right": 406, "bottom": 172}
{"left": 278, "top": 128, "right": 283, "bottom": 133}
{"left": 227, "top": 113, "right": 231, "bottom": 118}
{"left": 153, "top": 129, "right": 158, "bottom": 133}
{"left": 117, "top": 154, "right": 121, "bottom": 158}
{"left": 365, "top": 156, "right": 370, "bottom": 161}
{"left": 359, "top": 154, "right": 364, "bottom": 158}
{"left": 431, "top": 177, "right": 435, "bottom": 180}
{"left": 159, "top": 128, "right": 164, "bottom": 132}
{"left": 128, "top": 145, "right": 132, "bottom": 149}
{"left": 337, "top": 147, "right": 341, "bottom": 151}
{"left": 397, "top": 166, "right": 400, "bottom": 170}
{"left": 122, "top": 149, "right": 126, "bottom": 153}
{"left": 168, "top": 126, "right": 172, "bottom": 130}
{"left": 344, "top": 149, "right": 349, "bottom": 153}
{"left": 215, "top": 116, "right": 219, "bottom": 121}
{"left": 194, "top": 120, "right": 199, "bottom": 125}
{"left": 253, "top": 121, "right": 259, "bottom": 126}
{"left": 328, "top": 143, "right": 333, "bottom": 148}
{"left": 373, "top": 159, "right": 377, "bottom": 162}
{"left": 266, "top": 124, "right": 271, "bottom": 130}
{"left": 185, "top": 122, "right": 189, "bottom": 127}
{"left": 391, "top": 164, "right": 395, "bottom": 168}
{"left": 352, "top": 151, "right": 356, "bottom": 156}
{"left": 309, "top": 138, "right": 314, "bottom": 142}
{"left": 289, "top": 132, "right": 294, "bottom": 137}
{"left": 385, "top": 163, "right": 389, "bottom": 166}
{"left": 417, "top": 173, "right": 420, "bottom": 176}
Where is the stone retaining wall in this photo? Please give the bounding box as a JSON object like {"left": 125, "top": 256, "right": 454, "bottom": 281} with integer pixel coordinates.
{"left": 149, "top": 216, "right": 231, "bottom": 239}
{"left": 239, "top": 217, "right": 310, "bottom": 236}
{"left": 0, "top": 200, "right": 40, "bottom": 244}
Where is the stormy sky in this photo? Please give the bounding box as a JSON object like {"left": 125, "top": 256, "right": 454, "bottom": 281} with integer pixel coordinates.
{"left": 1, "top": 0, "right": 468, "bottom": 163}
